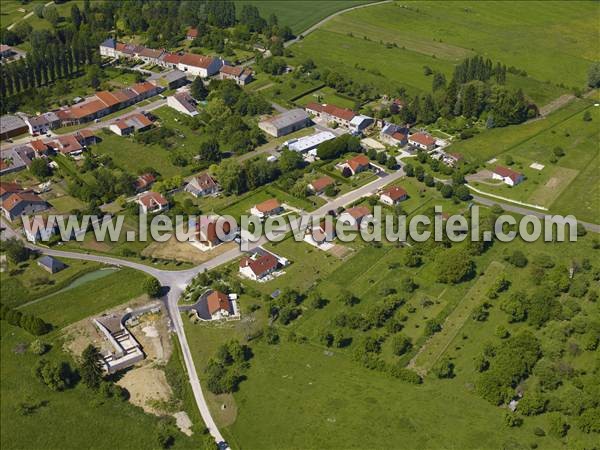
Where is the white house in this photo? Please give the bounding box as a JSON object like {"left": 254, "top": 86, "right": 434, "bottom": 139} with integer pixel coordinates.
{"left": 409, "top": 132, "right": 436, "bottom": 151}
{"left": 177, "top": 53, "right": 223, "bottom": 78}
{"left": 206, "top": 291, "right": 232, "bottom": 320}
{"left": 239, "top": 251, "right": 280, "bottom": 281}
{"left": 338, "top": 206, "right": 371, "bottom": 229}
{"left": 250, "top": 198, "right": 283, "bottom": 219}
{"left": 492, "top": 166, "right": 524, "bottom": 186}
{"left": 137, "top": 191, "right": 168, "bottom": 214}
{"left": 379, "top": 186, "right": 407, "bottom": 206}
{"left": 99, "top": 38, "right": 118, "bottom": 58}
{"left": 185, "top": 173, "right": 219, "bottom": 197}
{"left": 167, "top": 92, "right": 198, "bottom": 117}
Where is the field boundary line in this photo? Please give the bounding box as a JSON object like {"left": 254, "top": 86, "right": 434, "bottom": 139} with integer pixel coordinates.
{"left": 465, "top": 184, "right": 548, "bottom": 211}
{"left": 410, "top": 261, "right": 505, "bottom": 375}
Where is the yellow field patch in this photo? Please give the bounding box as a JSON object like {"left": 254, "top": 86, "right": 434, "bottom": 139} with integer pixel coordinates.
{"left": 528, "top": 166, "right": 579, "bottom": 207}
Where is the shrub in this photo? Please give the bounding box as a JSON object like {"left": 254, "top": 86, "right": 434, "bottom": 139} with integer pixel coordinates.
{"left": 30, "top": 340, "right": 49, "bottom": 355}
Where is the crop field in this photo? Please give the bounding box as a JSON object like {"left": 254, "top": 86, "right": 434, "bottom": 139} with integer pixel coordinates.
{"left": 311, "top": 1, "right": 598, "bottom": 89}
{"left": 236, "top": 0, "right": 375, "bottom": 34}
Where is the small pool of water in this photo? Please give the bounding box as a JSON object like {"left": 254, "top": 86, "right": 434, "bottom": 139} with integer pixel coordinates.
{"left": 35, "top": 267, "right": 121, "bottom": 301}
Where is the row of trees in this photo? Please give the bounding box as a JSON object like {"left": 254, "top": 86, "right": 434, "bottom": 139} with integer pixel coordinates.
{"left": 1, "top": 303, "right": 52, "bottom": 336}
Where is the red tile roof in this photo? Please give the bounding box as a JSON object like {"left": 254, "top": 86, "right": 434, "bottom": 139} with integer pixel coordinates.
{"left": 162, "top": 53, "right": 181, "bottom": 64}
{"left": 138, "top": 191, "right": 168, "bottom": 209}
{"left": 68, "top": 99, "right": 107, "bottom": 119}
{"left": 346, "top": 154, "right": 370, "bottom": 173}
{"left": 139, "top": 47, "right": 164, "bottom": 59}
{"left": 310, "top": 176, "right": 334, "bottom": 192}
{"left": 254, "top": 198, "right": 281, "bottom": 214}
{"left": 95, "top": 91, "right": 121, "bottom": 108}
{"left": 179, "top": 53, "right": 214, "bottom": 69}
{"left": 344, "top": 206, "right": 370, "bottom": 220}
{"left": 0, "top": 182, "right": 23, "bottom": 196}
{"left": 306, "top": 103, "right": 355, "bottom": 122}
{"left": 135, "top": 173, "right": 156, "bottom": 190}
{"left": 29, "top": 139, "right": 49, "bottom": 153}
{"left": 56, "top": 135, "right": 83, "bottom": 154}
{"left": 409, "top": 132, "right": 436, "bottom": 147}
{"left": 494, "top": 166, "right": 523, "bottom": 183}
{"left": 192, "top": 173, "right": 217, "bottom": 191}
{"left": 381, "top": 186, "right": 407, "bottom": 202}
{"left": 207, "top": 290, "right": 230, "bottom": 315}
{"left": 131, "top": 82, "right": 157, "bottom": 96}
{"left": 2, "top": 192, "right": 46, "bottom": 212}
{"left": 239, "top": 252, "right": 279, "bottom": 278}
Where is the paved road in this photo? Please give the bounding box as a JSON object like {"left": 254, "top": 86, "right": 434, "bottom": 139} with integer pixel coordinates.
{"left": 471, "top": 195, "right": 600, "bottom": 233}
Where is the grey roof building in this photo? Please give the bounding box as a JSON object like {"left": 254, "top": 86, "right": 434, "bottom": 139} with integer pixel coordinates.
{"left": 37, "top": 256, "right": 67, "bottom": 274}
{"left": 1, "top": 115, "right": 28, "bottom": 140}
{"left": 258, "top": 109, "right": 311, "bottom": 137}
{"left": 161, "top": 70, "right": 188, "bottom": 89}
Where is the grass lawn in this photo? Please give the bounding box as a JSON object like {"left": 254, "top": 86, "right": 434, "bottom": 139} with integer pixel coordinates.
{"left": 294, "top": 86, "right": 359, "bottom": 109}
{"left": 454, "top": 99, "right": 599, "bottom": 220}
{"left": 235, "top": 0, "right": 375, "bottom": 34}
{"left": 92, "top": 132, "right": 178, "bottom": 177}
{"left": 314, "top": 1, "right": 598, "bottom": 90}
{"left": 21, "top": 268, "right": 148, "bottom": 330}
{"left": 0, "top": 322, "right": 196, "bottom": 450}
{"left": 0, "top": 257, "right": 102, "bottom": 309}
{"left": 254, "top": 76, "right": 324, "bottom": 108}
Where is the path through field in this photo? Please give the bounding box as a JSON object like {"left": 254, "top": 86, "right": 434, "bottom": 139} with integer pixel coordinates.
{"left": 409, "top": 261, "right": 505, "bottom": 375}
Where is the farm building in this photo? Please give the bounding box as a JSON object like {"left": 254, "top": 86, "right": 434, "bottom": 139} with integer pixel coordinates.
{"left": 258, "top": 109, "right": 310, "bottom": 137}
{"left": 285, "top": 131, "right": 336, "bottom": 154}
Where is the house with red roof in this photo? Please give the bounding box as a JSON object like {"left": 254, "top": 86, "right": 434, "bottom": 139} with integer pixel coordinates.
{"left": 239, "top": 250, "right": 282, "bottom": 281}
{"left": 379, "top": 186, "right": 407, "bottom": 206}
{"left": 492, "top": 166, "right": 524, "bottom": 186}
{"left": 409, "top": 132, "right": 436, "bottom": 151}
{"left": 339, "top": 154, "right": 371, "bottom": 176}
{"left": 177, "top": 53, "right": 223, "bottom": 77}
{"left": 136, "top": 191, "right": 169, "bottom": 214}
{"left": 306, "top": 102, "right": 356, "bottom": 128}
{"left": 109, "top": 113, "right": 154, "bottom": 136}
{"left": 250, "top": 198, "right": 283, "bottom": 219}
{"left": 186, "top": 27, "right": 199, "bottom": 40}
{"left": 206, "top": 290, "right": 232, "bottom": 320}
{"left": 135, "top": 173, "right": 156, "bottom": 192}
{"left": 308, "top": 176, "right": 335, "bottom": 194}
{"left": 0, "top": 181, "right": 24, "bottom": 202}
{"left": 1, "top": 191, "right": 49, "bottom": 221}
{"left": 380, "top": 122, "right": 409, "bottom": 146}
{"left": 49, "top": 135, "right": 84, "bottom": 156}
{"left": 338, "top": 206, "right": 371, "bottom": 229}
{"left": 218, "top": 64, "right": 253, "bottom": 86}
{"left": 194, "top": 216, "right": 233, "bottom": 250}
{"left": 185, "top": 173, "right": 219, "bottom": 197}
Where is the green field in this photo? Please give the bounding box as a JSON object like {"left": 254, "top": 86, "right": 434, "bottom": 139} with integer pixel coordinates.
{"left": 288, "top": 1, "right": 599, "bottom": 104}
{"left": 21, "top": 268, "right": 148, "bottom": 329}
{"left": 450, "top": 98, "right": 599, "bottom": 221}
{"left": 0, "top": 256, "right": 102, "bottom": 309}
{"left": 236, "top": 0, "right": 375, "bottom": 34}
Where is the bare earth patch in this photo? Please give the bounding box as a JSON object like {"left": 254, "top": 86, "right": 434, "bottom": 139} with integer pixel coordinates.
{"left": 117, "top": 367, "right": 173, "bottom": 415}
{"left": 142, "top": 237, "right": 236, "bottom": 264}
{"left": 528, "top": 166, "right": 579, "bottom": 206}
